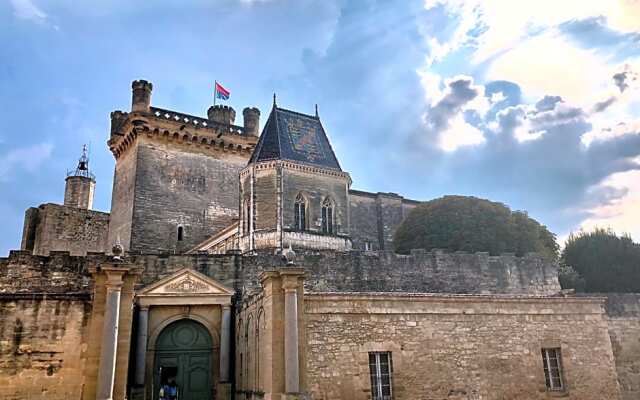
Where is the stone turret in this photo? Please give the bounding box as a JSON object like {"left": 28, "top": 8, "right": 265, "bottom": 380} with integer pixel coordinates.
{"left": 64, "top": 145, "right": 96, "bottom": 210}
{"left": 243, "top": 107, "right": 260, "bottom": 137}
{"left": 207, "top": 105, "right": 236, "bottom": 125}
{"left": 131, "top": 80, "right": 153, "bottom": 112}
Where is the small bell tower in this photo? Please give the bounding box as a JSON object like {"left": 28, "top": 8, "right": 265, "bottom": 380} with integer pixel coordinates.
{"left": 64, "top": 144, "right": 96, "bottom": 209}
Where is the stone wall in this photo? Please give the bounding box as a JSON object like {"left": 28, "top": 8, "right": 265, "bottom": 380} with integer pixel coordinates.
{"left": 349, "top": 190, "right": 418, "bottom": 251}
{"left": 304, "top": 293, "right": 621, "bottom": 400}
{"left": 107, "top": 141, "right": 138, "bottom": 253}
{"left": 0, "top": 247, "right": 562, "bottom": 297}
{"left": 240, "top": 250, "right": 561, "bottom": 296}
{"left": 0, "top": 251, "right": 91, "bottom": 399}
{"left": 602, "top": 294, "right": 640, "bottom": 400}
{"left": 20, "top": 204, "right": 109, "bottom": 256}
{"left": 0, "top": 296, "right": 90, "bottom": 400}
{"left": 128, "top": 137, "right": 248, "bottom": 254}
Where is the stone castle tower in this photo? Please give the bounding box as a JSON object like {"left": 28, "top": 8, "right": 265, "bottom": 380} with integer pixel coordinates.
{"left": 106, "top": 80, "right": 260, "bottom": 254}
{"left": 238, "top": 100, "right": 352, "bottom": 252}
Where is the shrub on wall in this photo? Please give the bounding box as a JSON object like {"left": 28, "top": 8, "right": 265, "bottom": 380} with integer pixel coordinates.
{"left": 393, "top": 195, "right": 558, "bottom": 259}
{"left": 561, "top": 228, "right": 640, "bottom": 292}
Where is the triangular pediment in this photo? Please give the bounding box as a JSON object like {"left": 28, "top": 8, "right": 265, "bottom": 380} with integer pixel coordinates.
{"left": 138, "top": 268, "right": 234, "bottom": 297}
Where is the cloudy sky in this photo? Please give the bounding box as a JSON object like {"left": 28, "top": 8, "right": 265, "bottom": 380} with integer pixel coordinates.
{"left": 1, "top": 0, "right": 639, "bottom": 255}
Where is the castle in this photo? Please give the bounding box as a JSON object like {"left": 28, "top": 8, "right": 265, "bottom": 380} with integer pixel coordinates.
{"left": 1, "top": 80, "right": 639, "bottom": 400}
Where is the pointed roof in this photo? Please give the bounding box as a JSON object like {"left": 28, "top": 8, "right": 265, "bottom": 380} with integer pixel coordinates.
{"left": 249, "top": 106, "right": 342, "bottom": 170}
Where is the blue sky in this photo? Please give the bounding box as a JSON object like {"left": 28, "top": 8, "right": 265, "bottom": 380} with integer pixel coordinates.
{"left": 1, "top": 0, "right": 640, "bottom": 255}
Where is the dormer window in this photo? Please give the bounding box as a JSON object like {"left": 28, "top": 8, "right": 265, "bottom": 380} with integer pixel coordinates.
{"left": 321, "top": 197, "right": 334, "bottom": 234}
{"left": 294, "top": 193, "right": 307, "bottom": 231}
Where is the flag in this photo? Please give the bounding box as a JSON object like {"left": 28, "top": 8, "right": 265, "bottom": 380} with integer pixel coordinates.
{"left": 215, "top": 81, "right": 230, "bottom": 100}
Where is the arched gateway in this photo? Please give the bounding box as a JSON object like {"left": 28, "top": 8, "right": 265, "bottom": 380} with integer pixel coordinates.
{"left": 135, "top": 268, "right": 235, "bottom": 400}
{"left": 154, "top": 319, "right": 213, "bottom": 400}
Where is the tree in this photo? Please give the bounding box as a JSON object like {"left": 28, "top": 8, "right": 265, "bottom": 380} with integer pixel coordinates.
{"left": 560, "top": 228, "right": 640, "bottom": 292}
{"left": 393, "top": 195, "right": 558, "bottom": 259}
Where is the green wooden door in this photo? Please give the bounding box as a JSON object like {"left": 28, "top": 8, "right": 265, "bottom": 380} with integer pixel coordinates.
{"left": 154, "top": 319, "right": 213, "bottom": 400}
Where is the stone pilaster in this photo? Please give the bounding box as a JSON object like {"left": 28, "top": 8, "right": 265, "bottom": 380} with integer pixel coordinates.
{"left": 283, "top": 282, "right": 300, "bottom": 393}
{"left": 220, "top": 305, "right": 231, "bottom": 382}
{"left": 84, "top": 263, "right": 141, "bottom": 400}
{"left": 96, "top": 268, "right": 125, "bottom": 400}
{"left": 134, "top": 306, "right": 149, "bottom": 386}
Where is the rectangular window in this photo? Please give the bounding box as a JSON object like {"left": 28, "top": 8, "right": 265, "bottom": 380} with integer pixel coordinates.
{"left": 369, "top": 352, "right": 393, "bottom": 400}
{"left": 541, "top": 348, "right": 564, "bottom": 391}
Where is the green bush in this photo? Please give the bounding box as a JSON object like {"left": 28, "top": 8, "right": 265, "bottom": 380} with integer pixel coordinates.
{"left": 561, "top": 228, "right": 640, "bottom": 292}
{"left": 393, "top": 195, "right": 558, "bottom": 259}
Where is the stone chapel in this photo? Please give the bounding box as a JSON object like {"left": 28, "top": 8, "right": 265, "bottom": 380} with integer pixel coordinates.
{"left": 0, "top": 80, "right": 639, "bottom": 400}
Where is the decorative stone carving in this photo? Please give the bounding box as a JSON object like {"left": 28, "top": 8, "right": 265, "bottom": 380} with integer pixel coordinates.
{"left": 165, "top": 276, "right": 208, "bottom": 293}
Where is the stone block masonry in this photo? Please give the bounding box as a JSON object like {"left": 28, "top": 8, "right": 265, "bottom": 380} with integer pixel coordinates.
{"left": 600, "top": 294, "right": 640, "bottom": 400}
{"left": 304, "top": 293, "right": 621, "bottom": 400}
{"left": 0, "top": 251, "right": 91, "bottom": 400}
{"left": 20, "top": 203, "right": 109, "bottom": 256}
{"left": 349, "top": 190, "right": 418, "bottom": 251}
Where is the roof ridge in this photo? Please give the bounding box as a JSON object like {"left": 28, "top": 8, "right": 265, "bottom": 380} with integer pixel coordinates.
{"left": 274, "top": 106, "right": 283, "bottom": 160}
{"left": 275, "top": 105, "right": 318, "bottom": 120}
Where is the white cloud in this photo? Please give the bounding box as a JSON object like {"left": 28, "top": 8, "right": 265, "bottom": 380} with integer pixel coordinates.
{"left": 487, "top": 32, "right": 609, "bottom": 104}
{"left": 10, "top": 0, "right": 47, "bottom": 24}
{"left": 424, "top": 0, "right": 640, "bottom": 64}
{"left": 0, "top": 143, "right": 54, "bottom": 182}
{"left": 438, "top": 113, "right": 486, "bottom": 151}
{"left": 579, "top": 169, "right": 640, "bottom": 240}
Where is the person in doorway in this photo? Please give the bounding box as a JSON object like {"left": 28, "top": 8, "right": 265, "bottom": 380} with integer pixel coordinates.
{"left": 160, "top": 378, "right": 178, "bottom": 400}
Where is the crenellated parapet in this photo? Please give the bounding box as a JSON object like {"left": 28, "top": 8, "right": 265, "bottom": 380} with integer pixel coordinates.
{"left": 107, "top": 80, "right": 259, "bottom": 160}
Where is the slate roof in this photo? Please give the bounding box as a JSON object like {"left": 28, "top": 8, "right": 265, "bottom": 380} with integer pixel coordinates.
{"left": 249, "top": 106, "right": 342, "bottom": 170}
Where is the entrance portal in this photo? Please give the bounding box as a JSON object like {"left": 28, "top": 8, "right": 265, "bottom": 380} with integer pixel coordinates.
{"left": 154, "top": 319, "right": 213, "bottom": 400}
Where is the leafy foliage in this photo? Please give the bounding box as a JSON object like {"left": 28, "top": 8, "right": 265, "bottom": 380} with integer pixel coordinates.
{"left": 393, "top": 195, "right": 559, "bottom": 259}
{"left": 560, "top": 228, "right": 640, "bottom": 292}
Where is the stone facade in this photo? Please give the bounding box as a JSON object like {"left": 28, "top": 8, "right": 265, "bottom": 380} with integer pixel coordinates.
{"left": 601, "top": 294, "right": 640, "bottom": 400}
{"left": 20, "top": 204, "right": 109, "bottom": 256}
{"left": 107, "top": 80, "right": 258, "bottom": 254}
{"left": 304, "top": 293, "right": 621, "bottom": 400}
{"left": 349, "top": 190, "right": 419, "bottom": 251}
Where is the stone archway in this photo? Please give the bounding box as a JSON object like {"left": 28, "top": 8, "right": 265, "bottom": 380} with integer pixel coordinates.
{"left": 154, "top": 319, "right": 213, "bottom": 400}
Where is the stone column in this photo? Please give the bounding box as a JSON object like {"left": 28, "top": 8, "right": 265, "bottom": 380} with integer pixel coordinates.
{"left": 283, "top": 284, "right": 299, "bottom": 393}
{"left": 134, "top": 306, "right": 149, "bottom": 386}
{"left": 219, "top": 305, "right": 231, "bottom": 382}
{"left": 96, "top": 270, "right": 125, "bottom": 400}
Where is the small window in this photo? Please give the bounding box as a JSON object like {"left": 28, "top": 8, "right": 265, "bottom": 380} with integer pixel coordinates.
{"left": 294, "top": 194, "right": 307, "bottom": 231}
{"left": 364, "top": 241, "right": 371, "bottom": 251}
{"left": 321, "top": 197, "right": 334, "bottom": 234}
{"left": 541, "top": 348, "right": 564, "bottom": 391}
{"left": 177, "top": 226, "right": 184, "bottom": 241}
{"left": 369, "top": 352, "right": 393, "bottom": 400}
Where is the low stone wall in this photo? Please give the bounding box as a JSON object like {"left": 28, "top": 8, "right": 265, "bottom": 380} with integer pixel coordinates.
{"left": 0, "top": 247, "right": 562, "bottom": 297}
{"left": 304, "top": 293, "right": 621, "bottom": 400}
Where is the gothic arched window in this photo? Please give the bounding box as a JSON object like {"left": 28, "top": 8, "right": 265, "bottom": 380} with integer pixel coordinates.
{"left": 321, "top": 197, "right": 334, "bottom": 234}
{"left": 294, "top": 194, "right": 307, "bottom": 231}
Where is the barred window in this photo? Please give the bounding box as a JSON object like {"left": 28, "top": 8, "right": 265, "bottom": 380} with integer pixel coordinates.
{"left": 541, "top": 348, "right": 564, "bottom": 391}
{"left": 294, "top": 194, "right": 307, "bottom": 231}
{"left": 321, "top": 197, "right": 334, "bottom": 234}
{"left": 369, "top": 352, "right": 393, "bottom": 400}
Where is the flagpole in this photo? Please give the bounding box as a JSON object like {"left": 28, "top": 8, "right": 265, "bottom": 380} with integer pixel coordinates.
{"left": 214, "top": 80, "right": 217, "bottom": 107}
